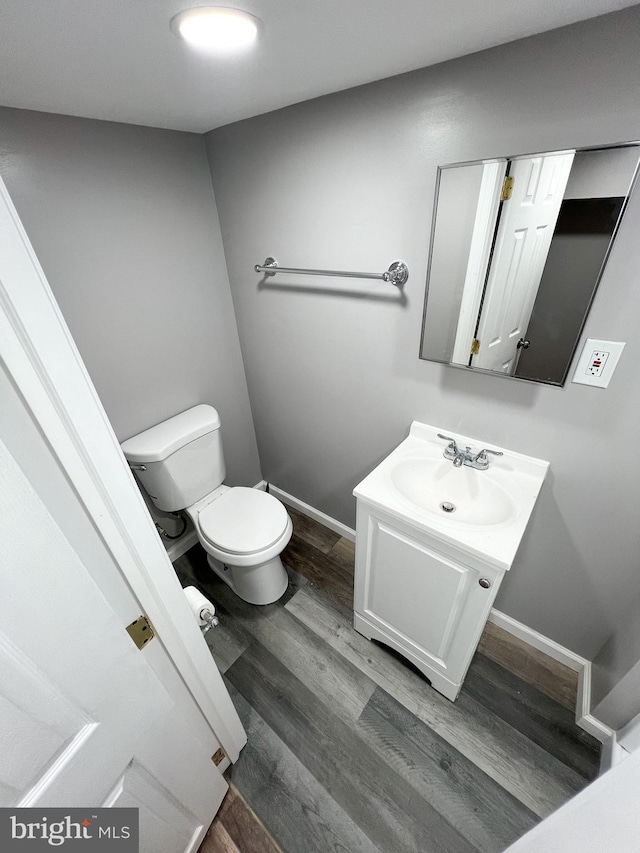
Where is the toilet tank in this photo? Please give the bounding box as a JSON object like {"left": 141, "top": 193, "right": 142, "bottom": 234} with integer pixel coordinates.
{"left": 120, "top": 405, "right": 226, "bottom": 512}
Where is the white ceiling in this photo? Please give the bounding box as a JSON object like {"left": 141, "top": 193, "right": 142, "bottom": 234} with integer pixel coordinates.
{"left": 0, "top": 0, "right": 637, "bottom": 133}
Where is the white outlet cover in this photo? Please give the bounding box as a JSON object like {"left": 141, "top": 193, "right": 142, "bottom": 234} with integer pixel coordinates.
{"left": 572, "top": 338, "right": 626, "bottom": 388}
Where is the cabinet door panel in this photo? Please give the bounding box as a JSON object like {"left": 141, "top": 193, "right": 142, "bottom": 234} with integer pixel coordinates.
{"left": 365, "top": 521, "right": 471, "bottom": 663}
{"left": 354, "top": 507, "right": 503, "bottom": 698}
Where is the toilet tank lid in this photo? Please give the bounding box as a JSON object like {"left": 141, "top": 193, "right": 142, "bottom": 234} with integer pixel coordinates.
{"left": 120, "top": 404, "right": 220, "bottom": 463}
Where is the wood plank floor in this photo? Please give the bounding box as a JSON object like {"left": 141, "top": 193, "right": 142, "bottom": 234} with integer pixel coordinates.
{"left": 199, "top": 784, "right": 282, "bottom": 853}
{"left": 179, "top": 505, "right": 600, "bottom": 853}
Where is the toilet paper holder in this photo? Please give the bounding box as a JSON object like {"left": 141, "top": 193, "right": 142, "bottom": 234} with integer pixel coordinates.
{"left": 183, "top": 586, "right": 219, "bottom": 635}
{"left": 199, "top": 608, "right": 219, "bottom": 635}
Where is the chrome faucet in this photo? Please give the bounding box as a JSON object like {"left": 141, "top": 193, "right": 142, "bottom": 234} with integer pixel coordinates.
{"left": 436, "top": 434, "right": 503, "bottom": 470}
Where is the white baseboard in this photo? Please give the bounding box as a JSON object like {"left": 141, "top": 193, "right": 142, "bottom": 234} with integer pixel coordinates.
{"left": 488, "top": 608, "right": 615, "bottom": 751}
{"left": 600, "top": 736, "right": 630, "bottom": 773}
{"left": 488, "top": 608, "right": 588, "bottom": 672}
{"left": 578, "top": 709, "right": 616, "bottom": 747}
{"left": 576, "top": 661, "right": 616, "bottom": 749}
{"left": 266, "top": 484, "right": 356, "bottom": 542}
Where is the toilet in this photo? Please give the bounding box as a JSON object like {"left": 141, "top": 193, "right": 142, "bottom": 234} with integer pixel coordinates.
{"left": 121, "top": 404, "right": 292, "bottom": 605}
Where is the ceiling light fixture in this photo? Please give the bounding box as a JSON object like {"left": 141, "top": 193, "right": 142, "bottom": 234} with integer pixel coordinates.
{"left": 171, "top": 7, "right": 260, "bottom": 52}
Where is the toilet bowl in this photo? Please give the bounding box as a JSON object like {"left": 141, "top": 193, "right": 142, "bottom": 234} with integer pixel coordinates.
{"left": 120, "top": 404, "right": 293, "bottom": 605}
{"left": 187, "top": 486, "right": 292, "bottom": 605}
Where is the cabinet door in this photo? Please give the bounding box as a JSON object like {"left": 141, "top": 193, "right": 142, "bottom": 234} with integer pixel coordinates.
{"left": 355, "top": 514, "right": 499, "bottom": 686}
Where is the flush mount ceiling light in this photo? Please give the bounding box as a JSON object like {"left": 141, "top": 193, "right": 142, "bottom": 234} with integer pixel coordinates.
{"left": 171, "top": 6, "right": 260, "bottom": 52}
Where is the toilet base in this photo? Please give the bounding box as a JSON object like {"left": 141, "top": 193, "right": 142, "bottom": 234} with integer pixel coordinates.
{"left": 207, "top": 553, "right": 288, "bottom": 605}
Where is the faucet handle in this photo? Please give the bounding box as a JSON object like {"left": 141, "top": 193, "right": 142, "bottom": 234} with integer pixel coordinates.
{"left": 474, "top": 447, "right": 503, "bottom": 466}
{"left": 436, "top": 433, "right": 459, "bottom": 453}
{"left": 437, "top": 434, "right": 461, "bottom": 463}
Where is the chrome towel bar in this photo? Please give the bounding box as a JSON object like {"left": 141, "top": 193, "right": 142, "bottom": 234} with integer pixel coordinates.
{"left": 254, "top": 256, "right": 409, "bottom": 287}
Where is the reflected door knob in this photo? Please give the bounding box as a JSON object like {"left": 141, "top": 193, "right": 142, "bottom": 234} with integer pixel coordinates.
{"left": 517, "top": 338, "right": 531, "bottom": 349}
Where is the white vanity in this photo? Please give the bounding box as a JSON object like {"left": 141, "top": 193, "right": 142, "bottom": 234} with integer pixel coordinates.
{"left": 352, "top": 422, "right": 548, "bottom": 700}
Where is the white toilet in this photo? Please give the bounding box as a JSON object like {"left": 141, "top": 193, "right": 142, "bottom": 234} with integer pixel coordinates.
{"left": 121, "top": 404, "right": 292, "bottom": 605}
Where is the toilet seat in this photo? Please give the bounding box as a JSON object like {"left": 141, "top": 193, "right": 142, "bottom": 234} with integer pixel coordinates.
{"left": 198, "top": 486, "right": 289, "bottom": 556}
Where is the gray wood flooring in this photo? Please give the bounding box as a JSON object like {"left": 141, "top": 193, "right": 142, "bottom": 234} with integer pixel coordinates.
{"left": 181, "top": 507, "right": 600, "bottom": 853}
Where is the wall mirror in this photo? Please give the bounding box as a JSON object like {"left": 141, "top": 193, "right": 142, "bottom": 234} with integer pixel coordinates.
{"left": 419, "top": 144, "right": 640, "bottom": 385}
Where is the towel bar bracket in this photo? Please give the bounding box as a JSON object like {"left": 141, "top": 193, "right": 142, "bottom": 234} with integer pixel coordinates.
{"left": 384, "top": 261, "right": 409, "bottom": 287}
{"left": 256, "top": 256, "right": 278, "bottom": 276}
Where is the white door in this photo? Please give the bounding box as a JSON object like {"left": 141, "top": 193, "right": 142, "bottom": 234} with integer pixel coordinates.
{"left": 0, "top": 176, "right": 245, "bottom": 850}
{"left": 0, "top": 432, "right": 228, "bottom": 848}
{"left": 472, "top": 151, "right": 575, "bottom": 373}
{"left": 452, "top": 159, "right": 507, "bottom": 364}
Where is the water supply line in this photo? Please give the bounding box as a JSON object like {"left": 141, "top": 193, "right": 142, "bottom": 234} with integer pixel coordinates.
{"left": 155, "top": 512, "right": 188, "bottom": 540}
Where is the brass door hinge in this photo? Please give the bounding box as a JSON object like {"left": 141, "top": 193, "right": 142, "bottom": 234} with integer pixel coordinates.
{"left": 471, "top": 338, "right": 480, "bottom": 355}
{"left": 212, "top": 747, "right": 226, "bottom": 766}
{"left": 126, "top": 615, "right": 155, "bottom": 650}
{"left": 500, "top": 176, "right": 514, "bottom": 201}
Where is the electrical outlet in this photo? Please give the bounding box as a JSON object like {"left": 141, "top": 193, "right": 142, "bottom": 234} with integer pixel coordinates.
{"left": 572, "top": 339, "right": 625, "bottom": 388}
{"left": 585, "top": 350, "right": 609, "bottom": 377}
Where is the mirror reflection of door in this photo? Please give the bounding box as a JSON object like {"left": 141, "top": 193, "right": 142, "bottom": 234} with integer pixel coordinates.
{"left": 469, "top": 151, "right": 575, "bottom": 373}
{"left": 451, "top": 160, "right": 507, "bottom": 364}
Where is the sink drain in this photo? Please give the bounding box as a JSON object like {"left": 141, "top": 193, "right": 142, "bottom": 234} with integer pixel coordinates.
{"left": 440, "top": 501, "right": 456, "bottom": 513}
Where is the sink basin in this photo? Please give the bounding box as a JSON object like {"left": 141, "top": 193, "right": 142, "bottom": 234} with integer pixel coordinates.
{"left": 390, "top": 457, "right": 516, "bottom": 525}
{"left": 353, "top": 421, "right": 549, "bottom": 570}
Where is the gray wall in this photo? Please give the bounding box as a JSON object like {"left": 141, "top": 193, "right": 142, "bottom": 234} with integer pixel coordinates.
{"left": 593, "top": 655, "right": 640, "bottom": 732}
{"left": 0, "top": 108, "right": 262, "bottom": 495}
{"left": 206, "top": 7, "right": 640, "bottom": 659}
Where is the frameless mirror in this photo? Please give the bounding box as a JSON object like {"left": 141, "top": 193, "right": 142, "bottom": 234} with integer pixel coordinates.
{"left": 419, "top": 144, "right": 640, "bottom": 385}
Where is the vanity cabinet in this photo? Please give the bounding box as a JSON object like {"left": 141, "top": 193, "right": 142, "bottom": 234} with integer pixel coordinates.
{"left": 352, "top": 420, "right": 548, "bottom": 701}
{"left": 353, "top": 501, "right": 504, "bottom": 700}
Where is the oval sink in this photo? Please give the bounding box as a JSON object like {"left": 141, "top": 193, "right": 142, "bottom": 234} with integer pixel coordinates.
{"left": 353, "top": 421, "right": 549, "bottom": 569}
{"left": 390, "top": 457, "right": 516, "bottom": 525}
